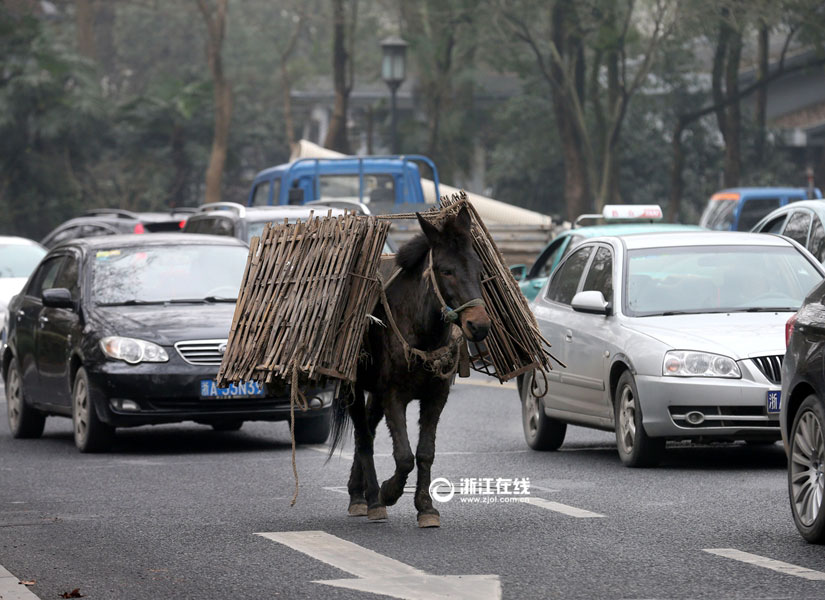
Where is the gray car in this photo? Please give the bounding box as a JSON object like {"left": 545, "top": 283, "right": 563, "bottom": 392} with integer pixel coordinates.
{"left": 521, "top": 231, "right": 825, "bottom": 467}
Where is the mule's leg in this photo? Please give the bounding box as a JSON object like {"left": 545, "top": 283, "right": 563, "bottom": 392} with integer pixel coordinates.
{"left": 347, "top": 389, "right": 385, "bottom": 520}
{"left": 346, "top": 392, "right": 384, "bottom": 517}
{"left": 379, "top": 393, "right": 414, "bottom": 507}
{"left": 414, "top": 391, "right": 449, "bottom": 528}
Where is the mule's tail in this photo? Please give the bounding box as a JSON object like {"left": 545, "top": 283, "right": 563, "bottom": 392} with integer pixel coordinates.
{"left": 327, "top": 386, "right": 353, "bottom": 462}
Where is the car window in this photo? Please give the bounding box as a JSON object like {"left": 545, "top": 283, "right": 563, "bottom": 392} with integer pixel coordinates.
{"left": 185, "top": 217, "right": 235, "bottom": 236}
{"left": 700, "top": 199, "right": 736, "bottom": 231}
{"left": 529, "top": 238, "right": 565, "bottom": 279}
{"left": 737, "top": 197, "right": 781, "bottom": 231}
{"left": 758, "top": 214, "right": 787, "bottom": 234}
{"left": 91, "top": 244, "right": 249, "bottom": 305}
{"left": 582, "top": 246, "right": 613, "bottom": 302}
{"left": 810, "top": 217, "right": 825, "bottom": 263}
{"left": 26, "top": 256, "right": 65, "bottom": 297}
{"left": 624, "top": 244, "right": 822, "bottom": 316}
{"left": 782, "top": 210, "right": 812, "bottom": 246}
{"left": 46, "top": 226, "right": 80, "bottom": 248}
{"left": 80, "top": 223, "right": 119, "bottom": 238}
{"left": 53, "top": 255, "right": 80, "bottom": 299}
{"left": 251, "top": 182, "right": 270, "bottom": 206}
{"left": 545, "top": 246, "right": 593, "bottom": 305}
{"left": 0, "top": 243, "right": 46, "bottom": 278}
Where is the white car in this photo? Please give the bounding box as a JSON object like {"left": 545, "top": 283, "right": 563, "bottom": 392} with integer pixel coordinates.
{"left": 521, "top": 231, "right": 825, "bottom": 467}
{"left": 0, "top": 236, "right": 47, "bottom": 334}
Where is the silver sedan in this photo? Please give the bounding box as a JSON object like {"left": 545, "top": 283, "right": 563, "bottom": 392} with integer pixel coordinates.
{"left": 521, "top": 231, "right": 825, "bottom": 467}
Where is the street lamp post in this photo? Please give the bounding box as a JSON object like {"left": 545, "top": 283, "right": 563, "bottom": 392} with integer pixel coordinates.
{"left": 381, "top": 36, "right": 407, "bottom": 155}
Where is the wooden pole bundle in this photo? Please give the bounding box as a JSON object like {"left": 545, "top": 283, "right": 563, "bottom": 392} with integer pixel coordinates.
{"left": 217, "top": 212, "right": 391, "bottom": 389}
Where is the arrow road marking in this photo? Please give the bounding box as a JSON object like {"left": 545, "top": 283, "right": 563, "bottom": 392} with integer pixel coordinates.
{"left": 0, "top": 564, "right": 41, "bottom": 600}
{"left": 703, "top": 548, "right": 825, "bottom": 581}
{"left": 522, "top": 497, "right": 605, "bottom": 518}
{"left": 256, "top": 530, "right": 502, "bottom": 600}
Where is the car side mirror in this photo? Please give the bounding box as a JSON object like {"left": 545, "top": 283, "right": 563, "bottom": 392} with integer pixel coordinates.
{"left": 288, "top": 187, "right": 304, "bottom": 205}
{"left": 42, "top": 288, "right": 75, "bottom": 310}
{"left": 571, "top": 290, "right": 611, "bottom": 316}
{"left": 510, "top": 264, "right": 527, "bottom": 281}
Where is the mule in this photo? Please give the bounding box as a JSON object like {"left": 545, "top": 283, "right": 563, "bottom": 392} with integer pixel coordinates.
{"left": 329, "top": 204, "right": 491, "bottom": 527}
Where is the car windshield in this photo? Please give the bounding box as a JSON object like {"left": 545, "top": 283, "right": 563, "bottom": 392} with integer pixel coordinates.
{"left": 92, "top": 244, "right": 249, "bottom": 305}
{"left": 624, "top": 245, "right": 823, "bottom": 317}
{"left": 699, "top": 199, "right": 736, "bottom": 231}
{"left": 0, "top": 243, "right": 47, "bottom": 278}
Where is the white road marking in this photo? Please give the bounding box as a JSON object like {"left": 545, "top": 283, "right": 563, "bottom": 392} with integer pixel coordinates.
{"left": 257, "top": 530, "right": 502, "bottom": 600}
{"left": 523, "top": 497, "right": 605, "bottom": 518}
{"left": 704, "top": 548, "right": 825, "bottom": 581}
{"left": 0, "top": 564, "right": 41, "bottom": 600}
{"left": 454, "top": 379, "right": 517, "bottom": 390}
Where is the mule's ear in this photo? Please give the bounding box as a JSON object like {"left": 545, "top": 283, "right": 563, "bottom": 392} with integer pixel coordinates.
{"left": 454, "top": 203, "right": 472, "bottom": 232}
{"left": 416, "top": 213, "right": 440, "bottom": 246}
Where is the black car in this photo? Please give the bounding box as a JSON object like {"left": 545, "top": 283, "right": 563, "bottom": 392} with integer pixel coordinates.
{"left": 781, "top": 276, "right": 825, "bottom": 542}
{"left": 40, "top": 208, "right": 196, "bottom": 249}
{"left": 3, "top": 233, "right": 332, "bottom": 452}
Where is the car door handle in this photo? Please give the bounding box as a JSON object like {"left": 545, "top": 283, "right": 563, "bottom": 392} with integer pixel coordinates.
{"left": 38, "top": 315, "right": 49, "bottom": 326}
{"left": 564, "top": 329, "right": 573, "bottom": 342}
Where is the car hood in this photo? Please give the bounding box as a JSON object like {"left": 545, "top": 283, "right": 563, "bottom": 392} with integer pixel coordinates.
{"left": 626, "top": 312, "right": 790, "bottom": 358}
{"left": 93, "top": 303, "right": 236, "bottom": 345}
{"left": 0, "top": 278, "right": 28, "bottom": 305}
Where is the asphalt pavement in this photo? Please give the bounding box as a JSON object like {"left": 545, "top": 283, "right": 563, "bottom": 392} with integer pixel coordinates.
{"left": 1, "top": 376, "right": 824, "bottom": 600}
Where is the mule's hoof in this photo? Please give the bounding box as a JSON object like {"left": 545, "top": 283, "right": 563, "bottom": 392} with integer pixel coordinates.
{"left": 367, "top": 506, "right": 388, "bottom": 521}
{"left": 417, "top": 513, "right": 440, "bottom": 528}
{"left": 348, "top": 503, "right": 368, "bottom": 517}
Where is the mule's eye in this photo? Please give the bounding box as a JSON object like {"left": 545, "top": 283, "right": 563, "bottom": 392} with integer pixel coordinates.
{"left": 441, "top": 269, "right": 454, "bottom": 276}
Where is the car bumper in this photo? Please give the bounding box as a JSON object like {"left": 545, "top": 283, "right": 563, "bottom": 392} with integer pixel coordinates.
{"left": 85, "top": 361, "right": 333, "bottom": 427}
{"left": 636, "top": 374, "right": 781, "bottom": 440}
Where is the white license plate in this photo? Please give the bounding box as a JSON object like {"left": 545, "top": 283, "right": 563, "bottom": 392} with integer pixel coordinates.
{"left": 766, "top": 390, "right": 781, "bottom": 415}
{"left": 200, "top": 380, "right": 264, "bottom": 398}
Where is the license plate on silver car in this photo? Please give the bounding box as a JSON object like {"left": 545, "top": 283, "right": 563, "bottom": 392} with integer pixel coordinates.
{"left": 766, "top": 390, "right": 781, "bottom": 415}
{"left": 200, "top": 380, "right": 264, "bottom": 398}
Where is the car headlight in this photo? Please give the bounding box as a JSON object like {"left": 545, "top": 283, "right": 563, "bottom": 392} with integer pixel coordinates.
{"left": 662, "top": 350, "right": 740, "bottom": 378}
{"left": 100, "top": 336, "right": 169, "bottom": 364}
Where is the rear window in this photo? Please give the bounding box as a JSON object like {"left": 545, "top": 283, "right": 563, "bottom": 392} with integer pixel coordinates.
{"left": 0, "top": 243, "right": 47, "bottom": 278}
{"left": 699, "top": 199, "right": 736, "bottom": 231}
{"left": 737, "top": 197, "right": 782, "bottom": 231}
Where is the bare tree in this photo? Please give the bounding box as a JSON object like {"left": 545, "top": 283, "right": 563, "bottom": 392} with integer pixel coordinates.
{"left": 323, "top": 0, "right": 357, "bottom": 154}
{"left": 195, "top": 0, "right": 232, "bottom": 205}
{"left": 278, "top": 2, "right": 308, "bottom": 150}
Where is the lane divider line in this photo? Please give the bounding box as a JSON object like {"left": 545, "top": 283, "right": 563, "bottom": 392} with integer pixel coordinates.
{"left": 523, "top": 497, "right": 605, "bottom": 518}
{"left": 703, "top": 548, "right": 825, "bottom": 581}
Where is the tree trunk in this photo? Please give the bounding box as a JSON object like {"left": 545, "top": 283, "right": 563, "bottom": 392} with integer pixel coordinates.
{"left": 76, "top": 0, "right": 97, "bottom": 60}
{"left": 755, "top": 23, "right": 769, "bottom": 164}
{"left": 723, "top": 28, "right": 742, "bottom": 187}
{"left": 196, "top": 0, "right": 232, "bottom": 205}
{"left": 667, "top": 118, "right": 686, "bottom": 223}
{"left": 278, "top": 5, "right": 305, "bottom": 151}
{"left": 323, "top": 0, "right": 352, "bottom": 154}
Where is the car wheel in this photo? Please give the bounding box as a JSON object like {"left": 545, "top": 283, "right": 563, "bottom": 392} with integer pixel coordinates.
{"left": 293, "top": 412, "right": 331, "bottom": 445}
{"left": 6, "top": 357, "right": 45, "bottom": 438}
{"left": 212, "top": 420, "right": 244, "bottom": 432}
{"left": 788, "top": 395, "right": 825, "bottom": 543}
{"left": 614, "top": 371, "right": 664, "bottom": 468}
{"left": 520, "top": 370, "right": 566, "bottom": 451}
{"left": 72, "top": 367, "right": 114, "bottom": 453}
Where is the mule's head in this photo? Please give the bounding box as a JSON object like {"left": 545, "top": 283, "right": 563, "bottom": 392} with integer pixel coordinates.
{"left": 415, "top": 205, "right": 491, "bottom": 342}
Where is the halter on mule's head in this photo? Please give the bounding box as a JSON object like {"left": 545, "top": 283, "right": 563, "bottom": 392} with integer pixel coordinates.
{"left": 414, "top": 205, "right": 491, "bottom": 343}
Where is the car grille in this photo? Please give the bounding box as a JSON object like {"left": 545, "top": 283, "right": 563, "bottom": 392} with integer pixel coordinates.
{"left": 175, "top": 339, "right": 227, "bottom": 366}
{"left": 750, "top": 355, "right": 783, "bottom": 384}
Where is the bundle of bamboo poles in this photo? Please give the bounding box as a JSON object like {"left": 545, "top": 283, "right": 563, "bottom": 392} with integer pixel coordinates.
{"left": 216, "top": 212, "right": 391, "bottom": 389}
{"left": 432, "top": 191, "right": 556, "bottom": 382}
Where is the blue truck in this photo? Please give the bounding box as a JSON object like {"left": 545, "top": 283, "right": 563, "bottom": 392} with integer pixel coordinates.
{"left": 699, "top": 187, "right": 822, "bottom": 232}
{"left": 246, "top": 155, "right": 440, "bottom": 215}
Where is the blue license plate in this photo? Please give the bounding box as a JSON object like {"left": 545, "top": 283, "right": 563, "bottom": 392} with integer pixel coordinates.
{"left": 766, "top": 390, "right": 781, "bottom": 414}
{"left": 200, "top": 380, "right": 265, "bottom": 398}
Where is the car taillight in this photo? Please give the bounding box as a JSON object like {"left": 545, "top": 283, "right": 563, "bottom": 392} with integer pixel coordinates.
{"left": 133, "top": 223, "right": 145, "bottom": 234}
{"left": 785, "top": 313, "right": 798, "bottom": 347}
{"left": 179, "top": 220, "right": 186, "bottom": 229}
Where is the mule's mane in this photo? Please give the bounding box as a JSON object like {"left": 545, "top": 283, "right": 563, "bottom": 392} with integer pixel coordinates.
{"left": 395, "top": 216, "right": 472, "bottom": 272}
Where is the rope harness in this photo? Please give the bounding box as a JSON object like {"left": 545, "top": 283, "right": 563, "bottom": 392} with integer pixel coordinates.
{"left": 375, "top": 250, "right": 484, "bottom": 380}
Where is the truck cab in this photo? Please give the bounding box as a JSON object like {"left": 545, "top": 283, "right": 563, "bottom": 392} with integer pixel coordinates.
{"left": 699, "top": 187, "right": 822, "bottom": 232}
{"left": 247, "top": 156, "right": 440, "bottom": 215}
